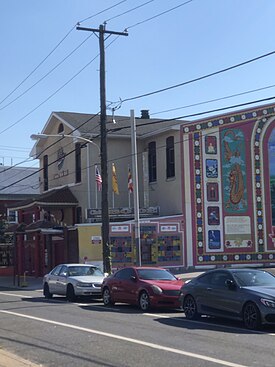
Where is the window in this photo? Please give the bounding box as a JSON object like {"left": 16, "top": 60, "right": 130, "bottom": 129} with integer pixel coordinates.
{"left": 75, "top": 143, "right": 81, "bottom": 183}
{"left": 7, "top": 209, "right": 18, "bottom": 223}
{"left": 148, "top": 141, "right": 157, "bottom": 182}
{"left": 58, "top": 123, "right": 64, "bottom": 134}
{"left": 115, "top": 268, "right": 135, "bottom": 280}
{"left": 76, "top": 207, "right": 82, "bottom": 223}
{"left": 43, "top": 155, "right": 48, "bottom": 191}
{"left": 166, "top": 136, "right": 175, "bottom": 178}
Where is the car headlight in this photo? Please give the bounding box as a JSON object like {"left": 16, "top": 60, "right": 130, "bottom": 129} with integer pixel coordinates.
{"left": 151, "top": 285, "right": 163, "bottom": 295}
{"left": 260, "top": 298, "right": 275, "bottom": 308}
{"left": 76, "top": 282, "right": 93, "bottom": 287}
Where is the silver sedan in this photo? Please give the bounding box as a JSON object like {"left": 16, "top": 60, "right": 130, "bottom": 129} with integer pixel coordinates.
{"left": 43, "top": 263, "right": 106, "bottom": 301}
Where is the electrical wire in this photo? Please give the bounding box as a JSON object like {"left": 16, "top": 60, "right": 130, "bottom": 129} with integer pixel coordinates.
{"left": 120, "top": 49, "right": 275, "bottom": 104}
{"left": 0, "top": 26, "right": 76, "bottom": 107}
{"left": 77, "top": 0, "right": 128, "bottom": 24}
{"left": 125, "top": 0, "right": 193, "bottom": 30}
{"left": 0, "top": 0, "right": 127, "bottom": 107}
{"left": 105, "top": 0, "right": 155, "bottom": 23}
{"left": 150, "top": 83, "right": 275, "bottom": 116}
{"left": 2, "top": 93, "right": 275, "bottom": 192}
{"left": 0, "top": 33, "right": 94, "bottom": 112}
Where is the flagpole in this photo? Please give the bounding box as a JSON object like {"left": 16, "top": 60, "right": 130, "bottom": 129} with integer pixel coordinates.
{"left": 95, "top": 165, "right": 98, "bottom": 209}
{"left": 131, "top": 109, "right": 141, "bottom": 266}
{"left": 128, "top": 164, "right": 130, "bottom": 208}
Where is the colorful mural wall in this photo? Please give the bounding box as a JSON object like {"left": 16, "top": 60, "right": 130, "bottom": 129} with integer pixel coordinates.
{"left": 77, "top": 219, "right": 184, "bottom": 270}
{"left": 182, "top": 104, "right": 275, "bottom": 267}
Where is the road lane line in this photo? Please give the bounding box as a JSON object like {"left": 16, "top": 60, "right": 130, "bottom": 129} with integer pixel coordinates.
{"left": 0, "top": 310, "right": 249, "bottom": 367}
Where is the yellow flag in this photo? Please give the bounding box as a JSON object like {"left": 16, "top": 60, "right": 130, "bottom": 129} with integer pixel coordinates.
{"left": 112, "top": 163, "right": 119, "bottom": 194}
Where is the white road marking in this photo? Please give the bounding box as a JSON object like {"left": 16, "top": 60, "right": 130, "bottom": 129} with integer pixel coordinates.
{"left": 0, "top": 310, "right": 249, "bottom": 367}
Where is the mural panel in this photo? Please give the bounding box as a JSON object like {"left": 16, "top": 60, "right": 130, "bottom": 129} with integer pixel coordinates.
{"left": 221, "top": 129, "right": 247, "bottom": 213}
{"left": 269, "top": 129, "right": 275, "bottom": 227}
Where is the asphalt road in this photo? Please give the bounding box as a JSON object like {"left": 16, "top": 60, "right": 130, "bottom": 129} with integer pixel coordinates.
{"left": 0, "top": 288, "right": 275, "bottom": 367}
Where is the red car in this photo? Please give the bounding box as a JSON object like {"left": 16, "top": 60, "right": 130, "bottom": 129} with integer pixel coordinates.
{"left": 102, "top": 266, "right": 184, "bottom": 311}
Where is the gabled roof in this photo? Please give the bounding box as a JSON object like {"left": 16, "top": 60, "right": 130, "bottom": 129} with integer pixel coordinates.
{"left": 45, "top": 111, "right": 184, "bottom": 138}
{"left": 8, "top": 186, "right": 78, "bottom": 211}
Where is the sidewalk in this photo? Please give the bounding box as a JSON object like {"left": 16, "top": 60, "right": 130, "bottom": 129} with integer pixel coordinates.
{"left": 0, "top": 349, "right": 43, "bottom": 367}
{"left": 0, "top": 276, "right": 43, "bottom": 291}
{"left": 0, "top": 276, "right": 43, "bottom": 366}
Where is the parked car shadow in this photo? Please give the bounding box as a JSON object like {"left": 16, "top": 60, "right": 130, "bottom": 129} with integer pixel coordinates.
{"left": 153, "top": 314, "right": 275, "bottom": 334}
{"left": 80, "top": 302, "right": 184, "bottom": 314}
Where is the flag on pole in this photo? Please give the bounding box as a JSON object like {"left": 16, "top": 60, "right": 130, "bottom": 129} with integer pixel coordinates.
{"left": 95, "top": 165, "right": 102, "bottom": 191}
{"left": 112, "top": 163, "right": 119, "bottom": 194}
{"left": 128, "top": 167, "right": 133, "bottom": 193}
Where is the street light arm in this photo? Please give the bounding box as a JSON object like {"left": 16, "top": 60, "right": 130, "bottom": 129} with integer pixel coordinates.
{"left": 30, "top": 133, "right": 100, "bottom": 155}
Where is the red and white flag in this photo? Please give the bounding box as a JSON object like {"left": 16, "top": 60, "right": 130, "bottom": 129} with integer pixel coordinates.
{"left": 128, "top": 167, "right": 133, "bottom": 193}
{"left": 95, "top": 165, "right": 102, "bottom": 191}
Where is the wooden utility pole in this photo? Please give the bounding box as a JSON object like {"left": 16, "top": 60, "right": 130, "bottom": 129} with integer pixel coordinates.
{"left": 77, "top": 24, "right": 128, "bottom": 273}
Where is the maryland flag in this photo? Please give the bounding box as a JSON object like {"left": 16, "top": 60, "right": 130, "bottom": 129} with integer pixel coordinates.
{"left": 128, "top": 167, "right": 133, "bottom": 193}
{"left": 112, "top": 163, "right": 119, "bottom": 194}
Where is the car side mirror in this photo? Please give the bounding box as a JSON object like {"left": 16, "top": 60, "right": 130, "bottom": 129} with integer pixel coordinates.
{"left": 225, "top": 279, "right": 236, "bottom": 289}
{"left": 130, "top": 275, "right": 137, "bottom": 282}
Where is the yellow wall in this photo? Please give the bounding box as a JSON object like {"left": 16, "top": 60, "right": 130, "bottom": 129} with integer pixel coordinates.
{"left": 77, "top": 225, "right": 102, "bottom": 263}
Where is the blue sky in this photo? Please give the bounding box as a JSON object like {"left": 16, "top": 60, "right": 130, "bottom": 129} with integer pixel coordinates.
{"left": 1, "top": 0, "right": 275, "bottom": 167}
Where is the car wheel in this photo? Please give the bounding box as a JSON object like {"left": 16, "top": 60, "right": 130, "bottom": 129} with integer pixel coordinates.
{"left": 66, "top": 284, "right": 76, "bottom": 302}
{"left": 139, "top": 291, "right": 150, "bottom": 311}
{"left": 43, "top": 283, "right": 52, "bottom": 299}
{"left": 102, "top": 287, "right": 115, "bottom": 306}
{"left": 183, "top": 295, "right": 200, "bottom": 320}
{"left": 243, "top": 302, "right": 261, "bottom": 330}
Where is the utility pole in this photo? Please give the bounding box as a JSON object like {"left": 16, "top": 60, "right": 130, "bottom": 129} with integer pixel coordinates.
{"left": 77, "top": 24, "right": 128, "bottom": 274}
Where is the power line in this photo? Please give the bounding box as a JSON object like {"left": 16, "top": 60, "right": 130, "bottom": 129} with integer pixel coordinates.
{"left": 0, "top": 1, "right": 127, "bottom": 107}
{"left": 2, "top": 96, "right": 275, "bottom": 193}
{"left": 0, "top": 33, "right": 94, "bottom": 112}
{"left": 151, "top": 83, "right": 275, "bottom": 116}
{"left": 0, "top": 25, "right": 76, "bottom": 107}
{"left": 120, "top": 49, "right": 275, "bottom": 104}
{"left": 77, "top": 0, "right": 128, "bottom": 24}
{"left": 125, "top": 0, "right": 193, "bottom": 30}
{"left": 105, "top": 0, "right": 155, "bottom": 23}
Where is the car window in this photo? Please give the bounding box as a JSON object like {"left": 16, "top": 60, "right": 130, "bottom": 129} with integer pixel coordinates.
{"left": 51, "top": 265, "right": 63, "bottom": 276}
{"left": 197, "top": 273, "right": 213, "bottom": 285}
{"left": 137, "top": 269, "right": 176, "bottom": 280}
{"left": 211, "top": 272, "right": 231, "bottom": 287}
{"left": 59, "top": 266, "right": 68, "bottom": 277}
{"left": 233, "top": 270, "right": 275, "bottom": 286}
{"left": 115, "top": 268, "right": 135, "bottom": 280}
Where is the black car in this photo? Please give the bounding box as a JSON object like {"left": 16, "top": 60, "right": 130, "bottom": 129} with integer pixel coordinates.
{"left": 179, "top": 268, "right": 275, "bottom": 330}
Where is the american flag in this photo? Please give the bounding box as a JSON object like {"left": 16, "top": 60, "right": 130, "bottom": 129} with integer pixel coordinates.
{"left": 128, "top": 167, "right": 133, "bottom": 193}
{"left": 95, "top": 165, "right": 102, "bottom": 191}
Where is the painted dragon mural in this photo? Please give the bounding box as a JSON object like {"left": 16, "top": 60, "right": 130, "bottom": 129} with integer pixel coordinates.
{"left": 222, "top": 129, "right": 247, "bottom": 212}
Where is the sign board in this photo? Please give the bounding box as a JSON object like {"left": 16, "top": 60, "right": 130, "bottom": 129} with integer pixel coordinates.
{"left": 91, "top": 236, "right": 102, "bottom": 245}
{"left": 87, "top": 206, "right": 160, "bottom": 220}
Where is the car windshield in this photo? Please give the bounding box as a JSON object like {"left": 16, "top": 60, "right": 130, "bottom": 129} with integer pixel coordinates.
{"left": 232, "top": 270, "right": 275, "bottom": 287}
{"left": 68, "top": 266, "right": 103, "bottom": 277}
{"left": 137, "top": 269, "right": 176, "bottom": 280}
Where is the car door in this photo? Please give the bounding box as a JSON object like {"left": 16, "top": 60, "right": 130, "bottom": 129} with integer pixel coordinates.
{"left": 55, "top": 265, "right": 69, "bottom": 295}
{"left": 203, "top": 271, "right": 241, "bottom": 318}
{"left": 47, "top": 265, "right": 63, "bottom": 294}
{"left": 111, "top": 268, "right": 137, "bottom": 304}
{"left": 117, "top": 268, "right": 137, "bottom": 304}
